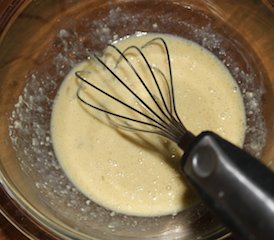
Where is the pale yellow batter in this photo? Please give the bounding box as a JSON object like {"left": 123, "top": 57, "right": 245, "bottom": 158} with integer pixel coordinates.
{"left": 51, "top": 33, "right": 246, "bottom": 216}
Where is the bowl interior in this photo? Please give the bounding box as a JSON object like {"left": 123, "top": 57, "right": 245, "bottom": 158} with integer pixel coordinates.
{"left": 0, "top": 0, "right": 274, "bottom": 239}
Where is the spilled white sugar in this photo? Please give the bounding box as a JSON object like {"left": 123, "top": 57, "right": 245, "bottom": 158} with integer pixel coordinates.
{"left": 51, "top": 33, "right": 246, "bottom": 216}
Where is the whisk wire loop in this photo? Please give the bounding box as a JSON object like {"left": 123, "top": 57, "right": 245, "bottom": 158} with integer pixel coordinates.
{"left": 76, "top": 37, "right": 193, "bottom": 146}
{"left": 142, "top": 37, "right": 184, "bottom": 126}
{"left": 93, "top": 53, "right": 171, "bottom": 127}
{"left": 107, "top": 44, "right": 172, "bottom": 126}
{"left": 104, "top": 40, "right": 184, "bottom": 138}
{"left": 76, "top": 71, "right": 167, "bottom": 130}
{"left": 112, "top": 44, "right": 171, "bottom": 119}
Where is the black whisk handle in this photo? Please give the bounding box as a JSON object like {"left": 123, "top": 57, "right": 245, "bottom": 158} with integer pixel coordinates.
{"left": 181, "top": 131, "right": 274, "bottom": 240}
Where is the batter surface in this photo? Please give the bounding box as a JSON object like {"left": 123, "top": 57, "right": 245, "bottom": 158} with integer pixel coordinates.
{"left": 51, "top": 33, "right": 246, "bottom": 216}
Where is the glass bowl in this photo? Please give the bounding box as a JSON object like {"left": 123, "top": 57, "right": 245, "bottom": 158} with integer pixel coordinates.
{"left": 0, "top": 0, "right": 273, "bottom": 239}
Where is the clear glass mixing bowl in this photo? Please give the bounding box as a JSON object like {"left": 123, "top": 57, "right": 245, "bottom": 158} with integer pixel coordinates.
{"left": 0, "top": 0, "right": 274, "bottom": 239}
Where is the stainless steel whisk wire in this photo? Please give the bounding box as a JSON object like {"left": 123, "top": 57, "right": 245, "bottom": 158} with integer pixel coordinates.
{"left": 76, "top": 37, "right": 195, "bottom": 149}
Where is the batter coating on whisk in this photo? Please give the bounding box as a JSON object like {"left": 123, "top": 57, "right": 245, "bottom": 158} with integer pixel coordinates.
{"left": 51, "top": 33, "right": 246, "bottom": 216}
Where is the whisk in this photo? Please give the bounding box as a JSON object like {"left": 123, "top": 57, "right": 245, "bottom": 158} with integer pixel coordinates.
{"left": 76, "top": 37, "right": 195, "bottom": 150}
{"left": 76, "top": 37, "right": 274, "bottom": 240}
